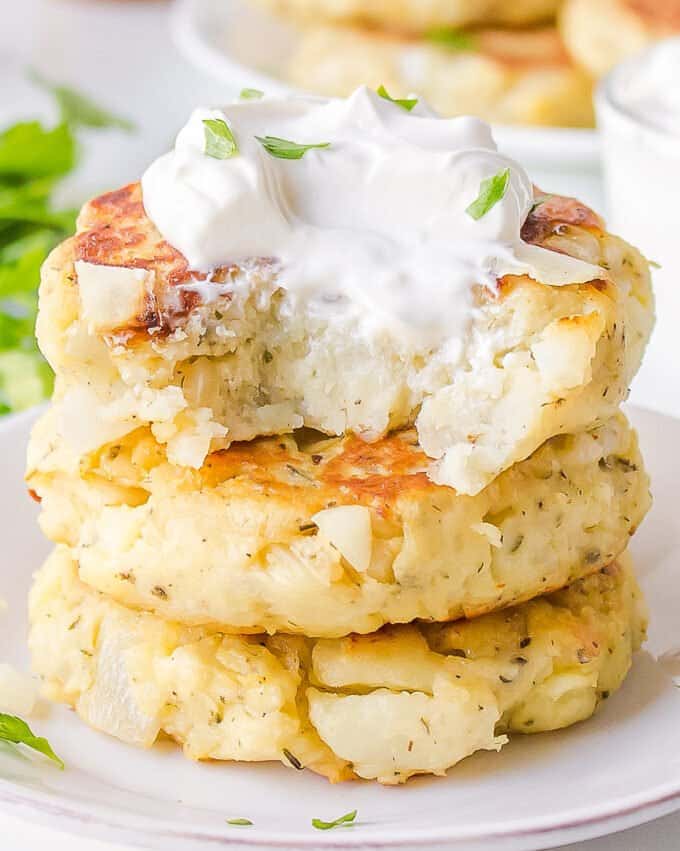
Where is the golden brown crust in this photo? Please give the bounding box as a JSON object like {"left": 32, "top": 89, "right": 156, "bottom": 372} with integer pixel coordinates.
{"left": 521, "top": 192, "right": 604, "bottom": 244}
{"left": 69, "top": 182, "right": 609, "bottom": 343}
{"left": 198, "top": 428, "right": 432, "bottom": 518}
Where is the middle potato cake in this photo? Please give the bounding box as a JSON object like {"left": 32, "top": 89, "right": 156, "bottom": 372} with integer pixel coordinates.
{"left": 28, "top": 412, "right": 650, "bottom": 637}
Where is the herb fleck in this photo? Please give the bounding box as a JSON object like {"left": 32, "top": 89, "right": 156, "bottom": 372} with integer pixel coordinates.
{"left": 466, "top": 168, "right": 510, "bottom": 221}
{"left": 226, "top": 817, "right": 253, "bottom": 826}
{"left": 376, "top": 85, "right": 418, "bottom": 112}
{"left": 283, "top": 748, "right": 303, "bottom": 770}
{"left": 312, "top": 810, "right": 357, "bottom": 831}
{"left": 239, "top": 88, "right": 264, "bottom": 100}
{"left": 256, "top": 136, "right": 330, "bottom": 160}
{"left": 203, "top": 118, "right": 238, "bottom": 159}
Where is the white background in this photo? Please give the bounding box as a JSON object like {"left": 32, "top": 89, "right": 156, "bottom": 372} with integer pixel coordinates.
{"left": 0, "top": 0, "right": 677, "bottom": 847}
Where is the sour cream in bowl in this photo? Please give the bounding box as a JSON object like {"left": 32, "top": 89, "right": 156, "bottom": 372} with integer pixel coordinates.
{"left": 596, "top": 38, "right": 680, "bottom": 416}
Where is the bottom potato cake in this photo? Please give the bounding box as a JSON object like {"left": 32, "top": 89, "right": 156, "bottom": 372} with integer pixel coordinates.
{"left": 27, "top": 413, "right": 650, "bottom": 637}
{"left": 29, "top": 547, "right": 646, "bottom": 784}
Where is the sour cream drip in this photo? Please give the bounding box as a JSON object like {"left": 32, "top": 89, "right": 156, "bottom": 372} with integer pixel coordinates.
{"left": 142, "top": 86, "right": 599, "bottom": 347}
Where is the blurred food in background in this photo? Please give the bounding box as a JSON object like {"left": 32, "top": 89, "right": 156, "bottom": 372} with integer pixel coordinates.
{"left": 561, "top": 0, "right": 680, "bottom": 79}
{"left": 250, "top": 0, "right": 680, "bottom": 127}
{"left": 253, "top": 0, "right": 594, "bottom": 126}
{"left": 286, "top": 25, "right": 593, "bottom": 127}
{"left": 254, "top": 0, "right": 562, "bottom": 32}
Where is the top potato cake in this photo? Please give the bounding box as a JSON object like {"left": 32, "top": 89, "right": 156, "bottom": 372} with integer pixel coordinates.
{"left": 36, "top": 184, "right": 653, "bottom": 495}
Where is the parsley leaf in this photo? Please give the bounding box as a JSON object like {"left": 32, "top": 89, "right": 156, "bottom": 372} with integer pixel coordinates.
{"left": 30, "top": 72, "right": 134, "bottom": 132}
{"left": 426, "top": 27, "right": 476, "bottom": 51}
{"left": 0, "top": 122, "right": 76, "bottom": 181}
{"left": 226, "top": 818, "right": 253, "bottom": 826}
{"left": 466, "top": 168, "right": 511, "bottom": 220}
{"left": 256, "top": 136, "right": 330, "bottom": 160}
{"left": 0, "top": 713, "right": 64, "bottom": 769}
{"left": 312, "top": 810, "right": 357, "bottom": 831}
{"left": 376, "top": 85, "right": 418, "bottom": 112}
{"left": 203, "top": 118, "right": 239, "bottom": 159}
{"left": 240, "top": 88, "right": 264, "bottom": 100}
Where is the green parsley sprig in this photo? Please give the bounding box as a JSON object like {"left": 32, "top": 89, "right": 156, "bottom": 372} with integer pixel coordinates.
{"left": 0, "top": 74, "right": 134, "bottom": 416}
{"left": 30, "top": 71, "right": 135, "bottom": 132}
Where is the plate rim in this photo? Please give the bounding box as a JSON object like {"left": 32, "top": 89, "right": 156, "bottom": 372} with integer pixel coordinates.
{"left": 2, "top": 772, "right": 680, "bottom": 850}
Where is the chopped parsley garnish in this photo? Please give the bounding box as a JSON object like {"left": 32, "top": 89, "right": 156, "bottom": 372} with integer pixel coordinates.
{"left": 465, "top": 168, "right": 510, "bottom": 220}
{"left": 312, "top": 810, "right": 357, "bottom": 831}
{"left": 256, "top": 136, "right": 330, "bottom": 160}
{"left": 240, "top": 88, "right": 264, "bottom": 100}
{"left": 426, "top": 27, "right": 476, "bottom": 51}
{"left": 376, "top": 85, "right": 418, "bottom": 112}
{"left": 203, "top": 118, "right": 238, "bottom": 159}
{"left": 226, "top": 818, "right": 253, "bottom": 826}
{"left": 0, "top": 713, "right": 64, "bottom": 769}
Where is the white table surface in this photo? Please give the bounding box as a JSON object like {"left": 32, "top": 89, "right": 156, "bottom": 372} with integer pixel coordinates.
{"left": 0, "top": 1, "right": 677, "bottom": 848}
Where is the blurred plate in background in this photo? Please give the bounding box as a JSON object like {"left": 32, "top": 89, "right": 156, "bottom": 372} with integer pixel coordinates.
{"left": 171, "top": 0, "right": 603, "bottom": 208}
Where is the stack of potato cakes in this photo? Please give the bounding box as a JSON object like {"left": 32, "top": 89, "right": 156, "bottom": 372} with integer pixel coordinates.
{"left": 26, "top": 184, "right": 653, "bottom": 784}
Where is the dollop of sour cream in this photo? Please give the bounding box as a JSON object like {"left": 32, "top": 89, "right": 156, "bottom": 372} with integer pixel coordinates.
{"left": 142, "top": 86, "right": 599, "bottom": 346}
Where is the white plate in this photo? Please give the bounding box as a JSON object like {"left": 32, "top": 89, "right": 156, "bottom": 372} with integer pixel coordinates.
{"left": 170, "top": 0, "right": 601, "bottom": 179}
{"left": 1, "top": 405, "right": 679, "bottom": 851}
